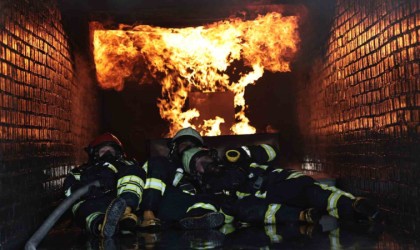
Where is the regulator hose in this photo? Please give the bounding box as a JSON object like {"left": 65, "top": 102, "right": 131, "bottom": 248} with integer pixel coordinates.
{"left": 25, "top": 180, "right": 100, "bottom": 250}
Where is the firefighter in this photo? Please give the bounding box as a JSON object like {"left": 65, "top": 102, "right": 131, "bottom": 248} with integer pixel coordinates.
{"left": 181, "top": 145, "right": 381, "bottom": 224}
{"left": 139, "top": 127, "right": 225, "bottom": 230}
{"left": 63, "top": 133, "right": 146, "bottom": 237}
{"left": 180, "top": 145, "right": 322, "bottom": 225}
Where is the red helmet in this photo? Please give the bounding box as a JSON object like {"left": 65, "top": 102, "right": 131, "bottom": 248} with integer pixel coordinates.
{"left": 85, "top": 133, "right": 124, "bottom": 160}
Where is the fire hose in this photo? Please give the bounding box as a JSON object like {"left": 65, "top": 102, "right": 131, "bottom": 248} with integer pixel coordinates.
{"left": 25, "top": 180, "right": 100, "bottom": 250}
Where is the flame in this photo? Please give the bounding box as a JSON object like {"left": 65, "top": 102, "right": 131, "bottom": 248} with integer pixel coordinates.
{"left": 92, "top": 12, "right": 300, "bottom": 137}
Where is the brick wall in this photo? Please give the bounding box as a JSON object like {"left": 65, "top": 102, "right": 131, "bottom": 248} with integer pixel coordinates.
{"left": 297, "top": 0, "right": 419, "bottom": 235}
{"left": 0, "top": 0, "right": 101, "bottom": 248}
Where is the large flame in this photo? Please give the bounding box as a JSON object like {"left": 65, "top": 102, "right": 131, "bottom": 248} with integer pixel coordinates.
{"left": 92, "top": 12, "right": 300, "bottom": 137}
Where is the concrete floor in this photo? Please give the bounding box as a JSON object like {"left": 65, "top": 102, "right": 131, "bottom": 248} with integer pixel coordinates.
{"left": 37, "top": 216, "right": 418, "bottom": 250}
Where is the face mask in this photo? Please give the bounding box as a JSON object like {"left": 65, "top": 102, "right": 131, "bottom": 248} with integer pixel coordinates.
{"left": 98, "top": 150, "right": 117, "bottom": 162}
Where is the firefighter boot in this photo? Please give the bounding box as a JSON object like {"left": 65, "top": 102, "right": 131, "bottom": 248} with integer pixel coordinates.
{"left": 299, "top": 208, "right": 322, "bottom": 224}
{"left": 352, "top": 197, "right": 381, "bottom": 222}
{"left": 119, "top": 207, "right": 138, "bottom": 232}
{"left": 179, "top": 212, "right": 225, "bottom": 230}
{"left": 100, "top": 198, "right": 127, "bottom": 238}
{"left": 139, "top": 210, "right": 161, "bottom": 230}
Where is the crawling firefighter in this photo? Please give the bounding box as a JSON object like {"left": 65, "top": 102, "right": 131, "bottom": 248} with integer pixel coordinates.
{"left": 63, "top": 133, "right": 145, "bottom": 237}
{"left": 181, "top": 144, "right": 381, "bottom": 225}
{"left": 139, "top": 127, "right": 225, "bottom": 230}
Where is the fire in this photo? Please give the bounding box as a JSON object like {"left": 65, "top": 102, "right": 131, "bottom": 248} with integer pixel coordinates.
{"left": 92, "top": 12, "right": 300, "bottom": 137}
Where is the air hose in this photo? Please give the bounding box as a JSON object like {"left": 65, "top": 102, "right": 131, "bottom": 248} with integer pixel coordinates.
{"left": 25, "top": 180, "right": 100, "bottom": 250}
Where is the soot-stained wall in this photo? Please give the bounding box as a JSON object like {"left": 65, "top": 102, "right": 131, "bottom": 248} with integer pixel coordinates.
{"left": 296, "top": 0, "right": 419, "bottom": 235}
{"left": 0, "top": 0, "right": 101, "bottom": 248}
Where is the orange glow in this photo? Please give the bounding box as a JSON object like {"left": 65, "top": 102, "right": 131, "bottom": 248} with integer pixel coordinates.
{"left": 92, "top": 12, "right": 300, "bottom": 137}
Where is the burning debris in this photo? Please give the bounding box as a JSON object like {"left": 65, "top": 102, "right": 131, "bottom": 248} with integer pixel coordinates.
{"left": 91, "top": 12, "right": 300, "bottom": 136}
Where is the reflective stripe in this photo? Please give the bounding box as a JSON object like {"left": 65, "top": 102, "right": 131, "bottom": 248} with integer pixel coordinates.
{"left": 264, "top": 204, "right": 281, "bottom": 224}
{"left": 255, "top": 190, "right": 267, "bottom": 199}
{"left": 71, "top": 172, "right": 81, "bottom": 181}
{"left": 186, "top": 203, "right": 217, "bottom": 213}
{"left": 65, "top": 187, "right": 72, "bottom": 197}
{"left": 329, "top": 228, "right": 341, "bottom": 249}
{"left": 316, "top": 183, "right": 355, "bottom": 199}
{"left": 260, "top": 144, "right": 276, "bottom": 162}
{"left": 316, "top": 183, "right": 355, "bottom": 218}
{"left": 118, "top": 175, "right": 145, "bottom": 197}
{"left": 286, "top": 171, "right": 305, "bottom": 180}
{"left": 104, "top": 163, "right": 118, "bottom": 173}
{"left": 264, "top": 225, "right": 283, "bottom": 243}
{"left": 241, "top": 146, "right": 252, "bottom": 157}
{"left": 172, "top": 168, "right": 184, "bottom": 187}
{"left": 220, "top": 209, "right": 234, "bottom": 224}
{"left": 327, "top": 192, "right": 342, "bottom": 218}
{"left": 182, "top": 189, "right": 196, "bottom": 195}
{"left": 249, "top": 163, "right": 268, "bottom": 170}
{"left": 86, "top": 212, "right": 103, "bottom": 233}
{"left": 72, "top": 200, "right": 85, "bottom": 215}
{"left": 219, "top": 224, "right": 235, "bottom": 235}
{"left": 144, "top": 178, "right": 166, "bottom": 195}
{"left": 236, "top": 191, "right": 251, "bottom": 199}
{"left": 142, "top": 162, "right": 148, "bottom": 174}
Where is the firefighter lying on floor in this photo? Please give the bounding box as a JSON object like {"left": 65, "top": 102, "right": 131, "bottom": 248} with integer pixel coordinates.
{"left": 63, "top": 133, "right": 145, "bottom": 237}
{"left": 140, "top": 127, "right": 321, "bottom": 229}
{"left": 180, "top": 143, "right": 381, "bottom": 225}
{"left": 139, "top": 127, "right": 225, "bottom": 230}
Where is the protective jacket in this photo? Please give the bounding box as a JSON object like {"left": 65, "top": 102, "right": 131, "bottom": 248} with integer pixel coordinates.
{"left": 63, "top": 157, "right": 146, "bottom": 232}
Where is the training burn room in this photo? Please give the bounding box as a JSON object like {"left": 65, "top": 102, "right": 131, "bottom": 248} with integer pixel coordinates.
{"left": 0, "top": 0, "right": 419, "bottom": 249}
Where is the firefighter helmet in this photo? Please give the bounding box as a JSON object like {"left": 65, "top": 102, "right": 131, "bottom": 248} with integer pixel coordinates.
{"left": 182, "top": 147, "right": 204, "bottom": 174}
{"left": 168, "top": 127, "right": 204, "bottom": 162}
{"left": 182, "top": 147, "right": 219, "bottom": 174}
{"left": 86, "top": 133, "right": 124, "bottom": 160}
{"left": 172, "top": 127, "right": 204, "bottom": 146}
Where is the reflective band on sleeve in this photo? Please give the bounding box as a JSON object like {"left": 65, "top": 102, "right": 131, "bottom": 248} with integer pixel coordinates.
{"left": 70, "top": 172, "right": 81, "bottom": 181}
{"left": 327, "top": 192, "right": 342, "bottom": 218}
{"left": 117, "top": 175, "right": 145, "bottom": 198}
{"left": 72, "top": 200, "right": 85, "bottom": 215}
{"left": 329, "top": 228, "right": 341, "bottom": 249}
{"left": 182, "top": 189, "right": 196, "bottom": 195}
{"left": 315, "top": 182, "right": 355, "bottom": 218}
{"left": 264, "top": 204, "right": 281, "bottom": 224}
{"left": 260, "top": 144, "right": 277, "bottom": 162}
{"left": 250, "top": 163, "right": 268, "bottom": 170}
{"left": 186, "top": 203, "right": 217, "bottom": 213}
{"left": 142, "top": 162, "right": 148, "bottom": 174}
{"left": 220, "top": 209, "right": 234, "bottom": 224}
{"left": 65, "top": 187, "right": 72, "bottom": 197}
{"left": 104, "top": 163, "right": 118, "bottom": 173}
{"left": 315, "top": 183, "right": 355, "bottom": 199}
{"left": 172, "top": 169, "right": 184, "bottom": 187}
{"left": 241, "top": 146, "right": 252, "bottom": 157}
{"left": 235, "top": 191, "right": 251, "bottom": 199}
{"left": 264, "top": 225, "right": 283, "bottom": 243}
{"left": 86, "top": 212, "right": 103, "bottom": 233}
{"left": 144, "top": 178, "right": 166, "bottom": 195}
{"left": 255, "top": 190, "right": 267, "bottom": 199}
{"left": 286, "top": 171, "right": 305, "bottom": 180}
{"left": 272, "top": 168, "right": 283, "bottom": 173}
